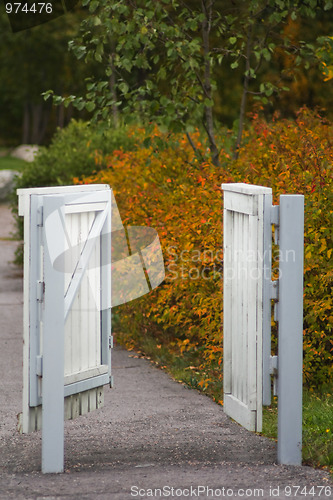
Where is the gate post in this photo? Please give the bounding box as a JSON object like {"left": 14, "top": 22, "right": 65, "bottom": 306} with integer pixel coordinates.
{"left": 42, "top": 195, "right": 65, "bottom": 473}
{"left": 277, "top": 195, "right": 304, "bottom": 465}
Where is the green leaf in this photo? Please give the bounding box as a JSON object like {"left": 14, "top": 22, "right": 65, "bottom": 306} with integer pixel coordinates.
{"left": 217, "top": 54, "right": 223, "bottom": 65}
{"left": 86, "top": 102, "right": 96, "bottom": 112}
{"left": 97, "top": 81, "right": 108, "bottom": 92}
{"left": 262, "top": 48, "right": 271, "bottom": 62}
{"left": 119, "top": 82, "right": 129, "bottom": 94}
{"left": 75, "top": 100, "right": 85, "bottom": 111}
{"left": 89, "top": 0, "right": 99, "bottom": 12}
{"left": 54, "top": 96, "right": 64, "bottom": 106}
{"left": 42, "top": 90, "right": 53, "bottom": 101}
{"left": 245, "top": 68, "right": 256, "bottom": 79}
{"left": 275, "top": 0, "right": 285, "bottom": 8}
{"left": 122, "top": 58, "right": 133, "bottom": 72}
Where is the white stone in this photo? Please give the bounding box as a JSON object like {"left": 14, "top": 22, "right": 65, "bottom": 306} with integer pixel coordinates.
{"left": 0, "top": 170, "right": 19, "bottom": 201}
{"left": 10, "top": 144, "right": 39, "bottom": 162}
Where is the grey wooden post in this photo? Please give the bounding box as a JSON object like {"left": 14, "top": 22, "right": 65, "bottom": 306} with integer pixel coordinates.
{"left": 101, "top": 189, "right": 112, "bottom": 385}
{"left": 277, "top": 195, "right": 304, "bottom": 465}
{"left": 262, "top": 192, "right": 273, "bottom": 406}
{"left": 42, "top": 195, "right": 65, "bottom": 473}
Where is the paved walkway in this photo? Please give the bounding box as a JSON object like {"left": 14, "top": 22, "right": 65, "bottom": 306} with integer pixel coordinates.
{"left": 0, "top": 203, "right": 331, "bottom": 499}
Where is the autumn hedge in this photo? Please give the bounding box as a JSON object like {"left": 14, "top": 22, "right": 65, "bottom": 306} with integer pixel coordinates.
{"left": 79, "top": 108, "right": 332, "bottom": 390}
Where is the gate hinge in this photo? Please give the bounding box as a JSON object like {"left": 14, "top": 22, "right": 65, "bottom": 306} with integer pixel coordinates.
{"left": 270, "top": 355, "right": 278, "bottom": 375}
{"left": 36, "top": 355, "right": 43, "bottom": 377}
{"left": 109, "top": 335, "right": 114, "bottom": 349}
{"left": 109, "top": 375, "right": 114, "bottom": 388}
{"left": 37, "top": 206, "right": 44, "bottom": 227}
{"left": 274, "top": 302, "right": 279, "bottom": 322}
{"left": 270, "top": 281, "right": 279, "bottom": 321}
{"left": 270, "top": 280, "right": 279, "bottom": 301}
{"left": 270, "top": 204, "right": 279, "bottom": 225}
{"left": 270, "top": 356, "right": 278, "bottom": 396}
{"left": 271, "top": 205, "right": 280, "bottom": 244}
{"left": 36, "top": 281, "right": 45, "bottom": 302}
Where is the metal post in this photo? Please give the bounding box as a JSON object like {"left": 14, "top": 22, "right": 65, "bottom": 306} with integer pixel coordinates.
{"left": 42, "top": 195, "right": 65, "bottom": 473}
{"left": 277, "top": 195, "right": 304, "bottom": 465}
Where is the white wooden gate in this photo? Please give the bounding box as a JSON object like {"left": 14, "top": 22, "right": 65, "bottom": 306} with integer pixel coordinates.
{"left": 222, "top": 183, "right": 304, "bottom": 466}
{"left": 18, "top": 185, "right": 112, "bottom": 472}
{"left": 222, "top": 184, "right": 272, "bottom": 432}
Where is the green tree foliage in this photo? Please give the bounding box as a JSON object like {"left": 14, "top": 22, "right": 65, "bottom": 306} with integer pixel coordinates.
{"left": 45, "top": 0, "right": 333, "bottom": 163}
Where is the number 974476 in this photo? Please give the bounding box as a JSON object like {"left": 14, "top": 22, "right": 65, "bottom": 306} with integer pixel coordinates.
{"left": 5, "top": 3, "right": 53, "bottom": 14}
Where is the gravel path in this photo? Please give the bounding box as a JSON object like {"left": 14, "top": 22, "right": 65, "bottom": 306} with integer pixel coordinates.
{"left": 0, "top": 203, "right": 331, "bottom": 500}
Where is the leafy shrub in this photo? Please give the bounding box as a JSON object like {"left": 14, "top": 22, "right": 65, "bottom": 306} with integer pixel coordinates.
{"left": 14, "top": 119, "right": 139, "bottom": 190}
{"left": 80, "top": 108, "right": 332, "bottom": 391}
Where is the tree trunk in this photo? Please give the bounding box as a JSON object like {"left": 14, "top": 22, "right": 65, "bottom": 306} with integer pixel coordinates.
{"left": 22, "top": 102, "right": 30, "bottom": 144}
{"left": 201, "top": 0, "right": 220, "bottom": 167}
{"left": 31, "top": 103, "right": 43, "bottom": 144}
{"left": 109, "top": 52, "right": 119, "bottom": 127}
{"left": 66, "top": 103, "right": 74, "bottom": 125}
{"left": 57, "top": 102, "right": 65, "bottom": 129}
{"left": 28, "top": 102, "right": 50, "bottom": 144}
{"left": 234, "top": 23, "right": 253, "bottom": 160}
{"left": 234, "top": 75, "right": 249, "bottom": 160}
{"left": 38, "top": 102, "right": 51, "bottom": 144}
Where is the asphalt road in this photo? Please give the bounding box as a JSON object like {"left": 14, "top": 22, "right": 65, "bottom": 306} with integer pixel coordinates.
{"left": 0, "top": 203, "right": 331, "bottom": 500}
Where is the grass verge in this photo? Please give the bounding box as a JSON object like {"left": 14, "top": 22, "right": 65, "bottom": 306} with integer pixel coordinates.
{"left": 263, "top": 390, "right": 333, "bottom": 476}
{"left": 0, "top": 155, "right": 27, "bottom": 171}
